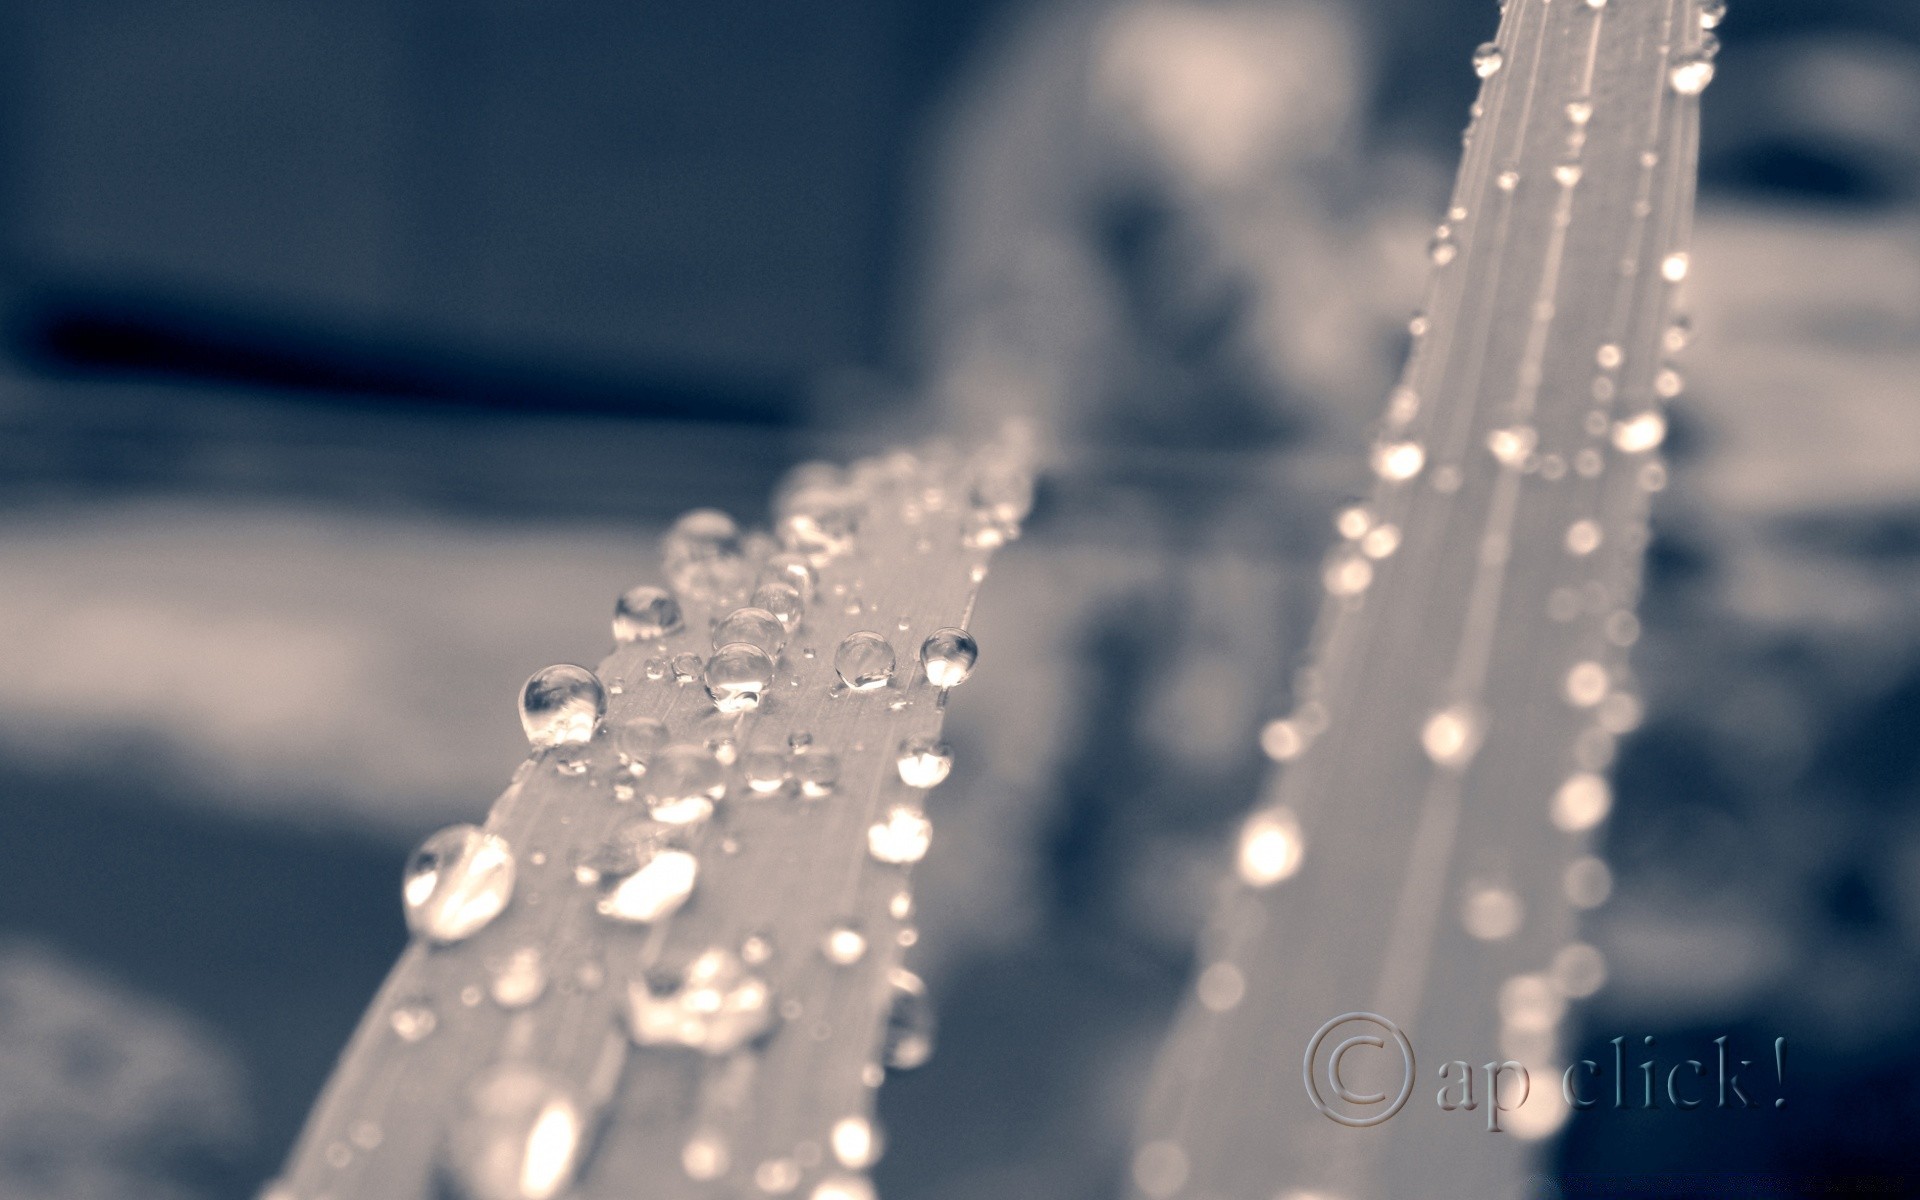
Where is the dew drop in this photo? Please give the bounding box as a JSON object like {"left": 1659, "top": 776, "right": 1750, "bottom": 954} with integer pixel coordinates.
{"left": 1699, "top": 0, "right": 1726, "bottom": 29}
{"left": 1421, "top": 706, "right": 1484, "bottom": 769}
{"left": 1554, "top": 164, "right": 1583, "bottom": 187}
{"left": 1462, "top": 883, "right": 1524, "bottom": 940}
{"left": 882, "top": 968, "right": 935, "bottom": 1069}
{"left": 391, "top": 1000, "right": 439, "bottom": 1042}
{"left": 1335, "top": 504, "right": 1372, "bottom": 539}
{"left": 969, "top": 461, "right": 1035, "bottom": 526}
{"left": 895, "top": 737, "right": 953, "bottom": 788}
{"left": 671, "top": 652, "right": 704, "bottom": 684}
{"left": 868, "top": 805, "right": 933, "bottom": 864}
{"left": 1371, "top": 440, "right": 1427, "bottom": 482}
{"left": 1566, "top": 100, "right": 1594, "bottom": 125}
{"left": 752, "top": 581, "right": 806, "bottom": 633}
{"left": 664, "top": 509, "right": 747, "bottom": 601}
{"left": 613, "top": 717, "right": 668, "bottom": 775}
{"left": 835, "top": 632, "right": 897, "bottom": 691}
{"left": 743, "top": 747, "right": 790, "bottom": 795}
{"left": 1612, "top": 411, "right": 1667, "bottom": 454}
{"left": 1664, "top": 314, "right": 1694, "bottom": 354}
{"left": 626, "top": 948, "right": 776, "bottom": 1054}
{"left": 1553, "top": 942, "right": 1608, "bottom": 998}
{"left": 489, "top": 947, "right": 549, "bottom": 1010}
{"left": 1472, "top": 41, "right": 1504, "bottom": 78}
{"left": 823, "top": 923, "right": 868, "bottom": 966}
{"left": 1566, "top": 520, "right": 1603, "bottom": 556}
{"left": 1427, "top": 230, "right": 1458, "bottom": 267}
{"left": 1661, "top": 251, "right": 1691, "bottom": 283}
{"left": 755, "top": 1158, "right": 801, "bottom": 1194}
{"left": 519, "top": 665, "right": 605, "bottom": 748}
{"left": 1669, "top": 52, "right": 1715, "bottom": 95}
{"left": 639, "top": 745, "right": 726, "bottom": 825}
{"left": 1552, "top": 772, "right": 1612, "bottom": 832}
{"left": 1487, "top": 425, "right": 1538, "bottom": 467}
{"left": 1564, "top": 855, "right": 1613, "bottom": 908}
{"left": 443, "top": 1064, "right": 584, "bottom": 1200}
{"left": 404, "top": 825, "right": 516, "bottom": 943}
{"left": 714, "top": 607, "right": 786, "bottom": 656}
{"left": 812, "top": 1176, "right": 876, "bottom": 1200}
{"left": 1196, "top": 961, "right": 1247, "bottom": 1012}
{"left": 682, "top": 1131, "right": 729, "bottom": 1181}
{"left": 919, "top": 628, "right": 979, "bottom": 689}
{"left": 1237, "top": 805, "right": 1305, "bottom": 886}
{"left": 612, "top": 586, "right": 683, "bottom": 642}
{"left": 588, "top": 822, "right": 699, "bottom": 923}
{"left": 1496, "top": 168, "right": 1519, "bottom": 192}
{"left": 1362, "top": 524, "right": 1401, "bottom": 560}
{"left": 793, "top": 749, "right": 840, "bottom": 800}
{"left": 763, "top": 552, "right": 818, "bottom": 602}
{"left": 1565, "top": 661, "right": 1610, "bottom": 707}
{"left": 1323, "top": 553, "right": 1374, "bottom": 597}
{"left": 830, "top": 1116, "right": 879, "bottom": 1169}
{"left": 1259, "top": 719, "right": 1306, "bottom": 762}
{"left": 706, "top": 643, "right": 776, "bottom": 713}
{"left": 777, "top": 478, "right": 862, "bottom": 560}
{"left": 1499, "top": 973, "right": 1564, "bottom": 1033}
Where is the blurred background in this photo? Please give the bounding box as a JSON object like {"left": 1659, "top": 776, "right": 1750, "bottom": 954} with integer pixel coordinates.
{"left": 0, "top": 0, "right": 1917, "bottom": 1196}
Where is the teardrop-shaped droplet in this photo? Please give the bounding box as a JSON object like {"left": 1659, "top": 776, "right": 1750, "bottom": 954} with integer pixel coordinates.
{"left": 443, "top": 1064, "right": 586, "bottom": 1200}
{"left": 519, "top": 665, "right": 605, "bottom": 748}
{"left": 751, "top": 580, "right": 806, "bottom": 632}
{"left": 626, "top": 948, "right": 776, "bottom": 1054}
{"left": 1472, "top": 41, "right": 1504, "bottom": 78}
{"left": 835, "top": 632, "right": 896, "bottom": 691}
{"left": 793, "top": 748, "right": 839, "bottom": 799}
{"left": 895, "top": 737, "right": 952, "bottom": 789}
{"left": 612, "top": 586, "right": 683, "bottom": 642}
{"left": 705, "top": 644, "right": 775, "bottom": 714}
{"left": 404, "top": 825, "right": 516, "bottom": 943}
{"left": 882, "top": 968, "right": 935, "bottom": 1069}
{"left": 713, "top": 607, "right": 786, "bottom": 655}
{"left": 664, "top": 509, "right": 747, "bottom": 601}
{"left": 919, "top": 628, "right": 979, "bottom": 689}
{"left": 489, "top": 947, "right": 549, "bottom": 1010}
{"left": 868, "top": 805, "right": 932, "bottom": 864}
{"left": 640, "top": 745, "right": 726, "bottom": 825}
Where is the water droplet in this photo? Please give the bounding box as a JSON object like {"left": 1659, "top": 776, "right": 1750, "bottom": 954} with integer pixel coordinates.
{"left": 1496, "top": 168, "right": 1519, "bottom": 192}
{"left": 1335, "top": 504, "right": 1372, "bottom": 539}
{"left": 643, "top": 657, "right": 668, "bottom": 681}
{"left": 1362, "top": 524, "right": 1401, "bottom": 559}
{"left": 882, "top": 968, "right": 934, "bottom": 1069}
{"left": 1566, "top": 100, "right": 1594, "bottom": 125}
{"left": 640, "top": 745, "right": 726, "bottom": 825}
{"left": 1612, "top": 411, "right": 1667, "bottom": 454}
{"left": 1654, "top": 367, "right": 1684, "bottom": 399}
{"left": 793, "top": 749, "right": 840, "bottom": 799}
{"left": 665, "top": 509, "right": 747, "bottom": 601}
{"left": 1237, "top": 806, "right": 1305, "bottom": 886}
{"left": 519, "top": 665, "right": 605, "bottom": 748}
{"left": 815, "top": 921, "right": 868, "bottom": 966}
{"left": 1462, "top": 882, "right": 1524, "bottom": 940}
{"left": 1427, "top": 229, "right": 1458, "bottom": 267}
{"left": 1499, "top": 973, "right": 1564, "bottom": 1033}
{"left": 777, "top": 479, "right": 862, "bottom": 560}
{"left": 1372, "top": 440, "right": 1427, "bottom": 482}
{"left": 751, "top": 580, "right": 806, "bottom": 633}
{"left": 1472, "top": 41, "right": 1504, "bottom": 77}
{"left": 391, "top": 1000, "right": 438, "bottom": 1042}
{"left": 613, "top": 586, "right": 683, "bottom": 642}
{"left": 1669, "top": 52, "right": 1714, "bottom": 94}
{"left": 1605, "top": 610, "right": 1641, "bottom": 647}
{"left": 443, "top": 1064, "right": 585, "bottom": 1200}
{"left": 706, "top": 644, "right": 775, "bottom": 713}
{"left": 1487, "top": 425, "right": 1538, "bottom": 467}
{"left": 627, "top": 948, "right": 776, "bottom": 1054}
{"left": 1564, "top": 855, "right": 1613, "bottom": 908}
{"left": 1664, "top": 314, "right": 1694, "bottom": 353}
{"left": 755, "top": 1159, "right": 801, "bottom": 1194}
{"left": 742, "top": 747, "right": 789, "bottom": 795}
{"left": 895, "top": 737, "right": 952, "bottom": 788}
{"left": 404, "top": 826, "right": 516, "bottom": 943}
{"left": 714, "top": 607, "right": 786, "bottom": 656}
{"left": 1699, "top": 0, "right": 1726, "bottom": 29}
{"left": 613, "top": 717, "right": 668, "bottom": 776}
{"left": 868, "top": 805, "right": 932, "bottom": 864}
{"left": 1552, "top": 772, "right": 1612, "bottom": 832}
{"left": 919, "top": 628, "right": 979, "bottom": 689}
{"left": 833, "top": 631, "right": 896, "bottom": 691}
{"left": 1259, "top": 719, "right": 1306, "bottom": 762}
{"left": 1323, "top": 554, "right": 1374, "bottom": 597}
{"left": 1565, "top": 520, "right": 1603, "bottom": 556}
{"left": 489, "top": 947, "right": 549, "bottom": 1009}
{"left": 1554, "top": 164, "right": 1583, "bottom": 187}
{"left": 682, "top": 1131, "right": 729, "bottom": 1181}
{"left": 1585, "top": 0, "right": 1607, "bottom": 8}
{"left": 1421, "top": 705, "right": 1484, "bottom": 769}
{"left": 826, "top": 1115, "right": 879, "bottom": 1170}
{"left": 1553, "top": 942, "right": 1608, "bottom": 997}
{"left": 1565, "top": 661, "right": 1609, "bottom": 707}
{"left": 1661, "top": 251, "right": 1691, "bottom": 282}
{"left": 812, "top": 1176, "right": 876, "bottom": 1200}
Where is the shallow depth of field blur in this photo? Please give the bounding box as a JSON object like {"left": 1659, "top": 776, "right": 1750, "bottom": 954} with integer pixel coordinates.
{"left": 1, "top": 1, "right": 1917, "bottom": 1196}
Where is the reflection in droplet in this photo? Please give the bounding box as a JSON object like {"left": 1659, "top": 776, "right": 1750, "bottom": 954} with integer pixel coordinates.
{"left": 919, "top": 628, "right": 979, "bottom": 689}
{"left": 1669, "top": 52, "right": 1715, "bottom": 95}
{"left": 613, "top": 586, "right": 683, "bottom": 642}
{"left": 752, "top": 580, "right": 806, "bottom": 632}
{"left": 443, "top": 1064, "right": 585, "bottom": 1200}
{"left": 404, "top": 826, "right": 516, "bottom": 943}
{"left": 707, "top": 644, "right": 776, "bottom": 714}
{"left": 714, "top": 607, "right": 786, "bottom": 656}
{"left": 895, "top": 737, "right": 953, "bottom": 788}
{"left": 519, "top": 665, "right": 605, "bottom": 748}
{"left": 743, "top": 747, "right": 790, "bottom": 795}
{"left": 1472, "top": 41, "right": 1504, "bottom": 77}
{"left": 835, "top": 632, "right": 896, "bottom": 691}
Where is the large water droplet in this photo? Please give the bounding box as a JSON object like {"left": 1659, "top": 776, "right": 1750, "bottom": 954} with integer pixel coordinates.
{"left": 596, "top": 841, "right": 698, "bottom": 924}
{"left": 443, "top": 1064, "right": 585, "bottom": 1200}
{"left": 762, "top": 552, "right": 817, "bottom": 602}
{"left": 751, "top": 581, "right": 806, "bottom": 633}
{"left": 895, "top": 737, "right": 953, "bottom": 788}
{"left": 664, "top": 509, "right": 747, "bottom": 601}
{"left": 868, "top": 805, "right": 932, "bottom": 864}
{"left": 519, "top": 665, "right": 605, "bottom": 748}
{"left": 1472, "top": 41, "right": 1504, "bottom": 78}
{"left": 706, "top": 644, "right": 775, "bottom": 714}
{"left": 919, "top": 628, "right": 979, "bottom": 689}
{"left": 835, "top": 632, "right": 896, "bottom": 691}
{"left": 1698, "top": 0, "right": 1726, "bottom": 30}
{"left": 639, "top": 745, "right": 726, "bottom": 825}
{"left": 489, "top": 947, "right": 549, "bottom": 1009}
{"left": 1237, "top": 806, "right": 1306, "bottom": 886}
{"left": 613, "top": 586, "right": 683, "bottom": 642}
{"left": 404, "top": 825, "right": 516, "bottom": 943}
{"left": 882, "top": 968, "right": 935, "bottom": 1069}
{"left": 714, "top": 607, "right": 786, "bottom": 656}
{"left": 627, "top": 949, "right": 776, "bottom": 1054}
